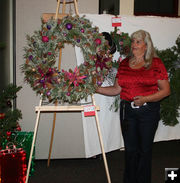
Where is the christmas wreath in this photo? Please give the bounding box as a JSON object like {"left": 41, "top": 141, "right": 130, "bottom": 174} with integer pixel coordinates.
{"left": 22, "top": 15, "right": 112, "bottom": 103}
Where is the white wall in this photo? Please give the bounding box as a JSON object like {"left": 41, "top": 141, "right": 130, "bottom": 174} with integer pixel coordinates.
{"left": 16, "top": 0, "right": 98, "bottom": 159}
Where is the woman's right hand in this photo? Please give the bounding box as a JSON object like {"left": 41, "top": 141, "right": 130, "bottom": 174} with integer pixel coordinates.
{"left": 96, "top": 79, "right": 121, "bottom": 96}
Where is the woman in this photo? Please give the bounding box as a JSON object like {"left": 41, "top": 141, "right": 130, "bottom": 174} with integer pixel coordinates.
{"left": 96, "top": 30, "right": 170, "bottom": 183}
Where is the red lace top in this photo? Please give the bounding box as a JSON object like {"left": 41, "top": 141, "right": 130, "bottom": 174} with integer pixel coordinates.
{"left": 116, "top": 57, "right": 168, "bottom": 101}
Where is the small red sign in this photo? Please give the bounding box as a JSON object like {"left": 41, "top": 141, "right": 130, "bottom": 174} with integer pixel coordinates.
{"left": 112, "top": 17, "right": 122, "bottom": 27}
{"left": 84, "top": 105, "right": 95, "bottom": 117}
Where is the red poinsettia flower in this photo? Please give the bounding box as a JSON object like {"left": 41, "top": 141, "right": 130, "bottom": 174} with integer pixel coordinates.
{"left": 64, "top": 67, "right": 87, "bottom": 87}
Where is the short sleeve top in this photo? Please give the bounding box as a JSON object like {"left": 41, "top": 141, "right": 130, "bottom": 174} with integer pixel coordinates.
{"left": 116, "top": 57, "right": 168, "bottom": 101}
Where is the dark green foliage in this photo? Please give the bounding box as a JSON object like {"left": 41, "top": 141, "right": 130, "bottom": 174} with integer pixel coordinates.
{"left": 110, "top": 28, "right": 131, "bottom": 57}
{"left": 0, "top": 84, "right": 22, "bottom": 147}
{"left": 0, "top": 42, "right": 6, "bottom": 49}
{"left": 156, "top": 35, "right": 180, "bottom": 126}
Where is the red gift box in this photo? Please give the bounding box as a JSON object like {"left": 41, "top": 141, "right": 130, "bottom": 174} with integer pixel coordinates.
{"left": 0, "top": 147, "right": 27, "bottom": 183}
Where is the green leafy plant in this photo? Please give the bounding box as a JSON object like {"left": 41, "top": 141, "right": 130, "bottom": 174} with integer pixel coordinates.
{"left": 110, "top": 28, "right": 131, "bottom": 58}
{"left": 0, "top": 42, "right": 5, "bottom": 49}
{"left": 0, "top": 84, "right": 22, "bottom": 147}
{"left": 156, "top": 34, "right": 180, "bottom": 126}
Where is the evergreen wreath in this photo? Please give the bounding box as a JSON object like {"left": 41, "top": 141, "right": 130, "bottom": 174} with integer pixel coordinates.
{"left": 22, "top": 15, "right": 112, "bottom": 103}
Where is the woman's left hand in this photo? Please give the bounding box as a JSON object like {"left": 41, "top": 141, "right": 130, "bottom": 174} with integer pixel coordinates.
{"left": 133, "top": 80, "right": 170, "bottom": 106}
{"left": 133, "top": 96, "right": 146, "bottom": 106}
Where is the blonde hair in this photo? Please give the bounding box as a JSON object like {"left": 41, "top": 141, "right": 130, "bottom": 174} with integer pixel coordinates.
{"left": 130, "top": 30, "right": 157, "bottom": 69}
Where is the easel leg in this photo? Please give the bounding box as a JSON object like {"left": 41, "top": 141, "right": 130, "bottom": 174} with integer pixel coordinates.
{"left": 55, "top": 0, "right": 61, "bottom": 19}
{"left": 74, "top": 0, "right": 79, "bottom": 15}
{"left": 62, "top": 0, "right": 66, "bottom": 14}
{"left": 47, "top": 101, "right": 58, "bottom": 167}
{"left": 47, "top": 48, "right": 62, "bottom": 166}
{"left": 91, "top": 95, "right": 111, "bottom": 183}
{"left": 25, "top": 97, "right": 43, "bottom": 183}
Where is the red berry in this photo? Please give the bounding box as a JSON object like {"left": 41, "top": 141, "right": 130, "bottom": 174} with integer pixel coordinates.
{"left": 95, "top": 38, "right": 101, "bottom": 45}
{"left": 6, "top": 131, "right": 11, "bottom": 136}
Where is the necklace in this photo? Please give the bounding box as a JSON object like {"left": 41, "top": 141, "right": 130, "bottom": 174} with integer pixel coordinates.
{"left": 130, "top": 57, "right": 144, "bottom": 67}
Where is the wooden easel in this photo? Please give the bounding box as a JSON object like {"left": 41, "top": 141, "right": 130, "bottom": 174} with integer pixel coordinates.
{"left": 44, "top": 0, "right": 80, "bottom": 169}
{"left": 42, "top": 0, "right": 79, "bottom": 22}
{"left": 25, "top": 1, "right": 111, "bottom": 183}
